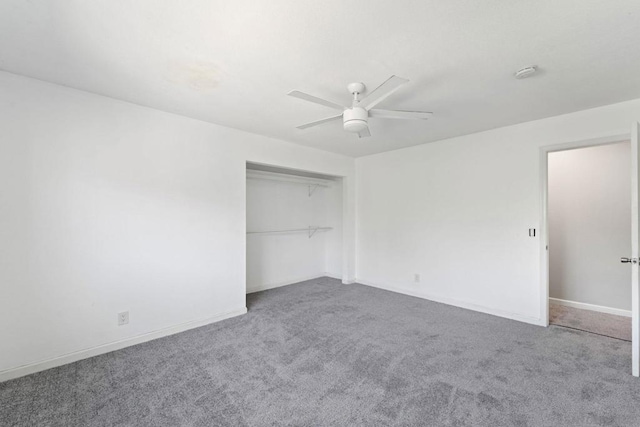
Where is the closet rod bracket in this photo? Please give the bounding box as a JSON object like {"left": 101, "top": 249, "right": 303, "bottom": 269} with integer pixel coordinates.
{"left": 308, "top": 184, "right": 320, "bottom": 197}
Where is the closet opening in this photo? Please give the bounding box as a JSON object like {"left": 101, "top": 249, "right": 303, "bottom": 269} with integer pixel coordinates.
{"left": 546, "top": 141, "right": 631, "bottom": 341}
{"left": 245, "top": 162, "right": 344, "bottom": 299}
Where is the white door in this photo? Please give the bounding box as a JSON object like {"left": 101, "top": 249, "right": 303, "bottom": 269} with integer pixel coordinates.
{"left": 631, "top": 122, "right": 640, "bottom": 377}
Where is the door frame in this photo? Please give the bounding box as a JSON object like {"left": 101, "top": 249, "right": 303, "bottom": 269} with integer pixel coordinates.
{"left": 539, "top": 133, "right": 630, "bottom": 327}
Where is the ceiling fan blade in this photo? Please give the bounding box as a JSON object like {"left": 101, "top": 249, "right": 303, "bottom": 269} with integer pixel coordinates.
{"left": 288, "top": 90, "right": 347, "bottom": 110}
{"left": 369, "top": 109, "right": 433, "bottom": 120}
{"left": 360, "top": 75, "right": 409, "bottom": 110}
{"left": 357, "top": 127, "right": 371, "bottom": 138}
{"left": 296, "top": 114, "right": 343, "bottom": 130}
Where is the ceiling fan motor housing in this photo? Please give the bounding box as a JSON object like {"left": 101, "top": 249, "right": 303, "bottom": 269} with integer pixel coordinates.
{"left": 343, "top": 107, "right": 368, "bottom": 133}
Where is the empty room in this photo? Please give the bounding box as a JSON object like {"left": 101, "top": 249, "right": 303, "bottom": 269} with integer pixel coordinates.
{"left": 2, "top": 1, "right": 640, "bottom": 426}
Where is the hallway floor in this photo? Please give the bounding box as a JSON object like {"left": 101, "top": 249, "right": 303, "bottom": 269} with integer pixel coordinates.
{"left": 549, "top": 303, "right": 631, "bottom": 341}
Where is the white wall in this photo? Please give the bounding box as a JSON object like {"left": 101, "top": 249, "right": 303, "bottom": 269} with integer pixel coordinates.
{"left": 246, "top": 174, "right": 342, "bottom": 292}
{"left": 0, "top": 71, "right": 355, "bottom": 380}
{"left": 324, "top": 179, "right": 343, "bottom": 278}
{"left": 356, "top": 98, "right": 640, "bottom": 325}
{"left": 548, "top": 142, "right": 631, "bottom": 311}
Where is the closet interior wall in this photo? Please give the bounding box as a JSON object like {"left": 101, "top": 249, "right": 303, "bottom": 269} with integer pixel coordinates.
{"left": 246, "top": 168, "right": 342, "bottom": 293}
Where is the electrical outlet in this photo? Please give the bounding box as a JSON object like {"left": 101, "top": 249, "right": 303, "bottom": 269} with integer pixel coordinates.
{"left": 414, "top": 273, "right": 420, "bottom": 283}
{"left": 118, "top": 311, "right": 129, "bottom": 326}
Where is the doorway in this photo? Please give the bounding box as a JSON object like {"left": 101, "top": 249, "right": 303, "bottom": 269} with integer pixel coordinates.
{"left": 245, "top": 162, "right": 344, "bottom": 295}
{"left": 546, "top": 142, "right": 631, "bottom": 341}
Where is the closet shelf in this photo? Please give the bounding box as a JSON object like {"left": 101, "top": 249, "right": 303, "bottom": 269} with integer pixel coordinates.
{"left": 247, "top": 170, "right": 333, "bottom": 197}
{"left": 247, "top": 226, "right": 333, "bottom": 238}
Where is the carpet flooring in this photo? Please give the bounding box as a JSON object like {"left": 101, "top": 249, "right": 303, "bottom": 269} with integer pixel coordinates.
{"left": 3, "top": 277, "right": 640, "bottom": 426}
{"left": 549, "top": 303, "right": 632, "bottom": 341}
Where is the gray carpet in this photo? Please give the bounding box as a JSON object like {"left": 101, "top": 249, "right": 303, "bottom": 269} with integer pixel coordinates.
{"left": 3, "top": 277, "right": 640, "bottom": 426}
{"left": 550, "top": 303, "right": 632, "bottom": 341}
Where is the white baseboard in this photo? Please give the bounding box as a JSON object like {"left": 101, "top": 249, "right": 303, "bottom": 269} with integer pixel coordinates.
{"left": 549, "top": 297, "right": 631, "bottom": 317}
{"left": 0, "top": 307, "right": 247, "bottom": 383}
{"left": 357, "top": 279, "right": 545, "bottom": 327}
{"left": 247, "top": 272, "right": 343, "bottom": 293}
{"left": 324, "top": 272, "right": 356, "bottom": 284}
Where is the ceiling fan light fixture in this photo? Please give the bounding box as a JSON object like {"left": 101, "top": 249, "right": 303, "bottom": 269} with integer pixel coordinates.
{"left": 344, "top": 120, "right": 368, "bottom": 133}
{"left": 288, "top": 75, "right": 432, "bottom": 138}
{"left": 343, "top": 107, "right": 368, "bottom": 133}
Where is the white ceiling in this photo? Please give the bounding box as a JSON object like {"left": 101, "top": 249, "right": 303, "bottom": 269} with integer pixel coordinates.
{"left": 1, "top": 1, "right": 639, "bottom": 157}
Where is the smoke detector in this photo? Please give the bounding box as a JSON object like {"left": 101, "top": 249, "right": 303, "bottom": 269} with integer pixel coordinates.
{"left": 514, "top": 66, "right": 537, "bottom": 79}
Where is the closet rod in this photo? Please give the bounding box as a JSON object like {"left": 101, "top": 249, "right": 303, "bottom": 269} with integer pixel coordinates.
{"left": 247, "top": 226, "right": 333, "bottom": 238}
{"left": 247, "top": 171, "right": 331, "bottom": 188}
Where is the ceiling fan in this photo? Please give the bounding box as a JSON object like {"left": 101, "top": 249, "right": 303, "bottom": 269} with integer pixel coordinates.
{"left": 288, "top": 75, "right": 432, "bottom": 138}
